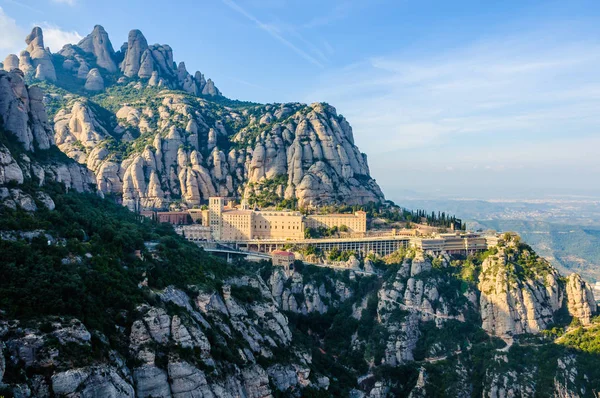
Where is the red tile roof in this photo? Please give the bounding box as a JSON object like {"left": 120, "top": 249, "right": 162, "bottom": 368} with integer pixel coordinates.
{"left": 272, "top": 251, "right": 294, "bottom": 256}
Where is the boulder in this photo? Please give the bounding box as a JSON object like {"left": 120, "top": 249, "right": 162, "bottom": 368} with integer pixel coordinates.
{"left": 84, "top": 68, "right": 104, "bottom": 91}
{"left": 3, "top": 54, "right": 19, "bottom": 71}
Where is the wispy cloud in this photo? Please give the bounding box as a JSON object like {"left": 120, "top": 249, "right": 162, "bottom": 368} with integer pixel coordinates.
{"left": 302, "top": 30, "right": 600, "bottom": 196}
{"left": 305, "top": 32, "right": 600, "bottom": 154}
{"left": 220, "top": 0, "right": 324, "bottom": 68}
{"left": 34, "top": 22, "right": 82, "bottom": 52}
{"left": 0, "top": 8, "right": 82, "bottom": 58}
{"left": 301, "top": 1, "right": 351, "bottom": 29}
{"left": 0, "top": 7, "right": 26, "bottom": 55}
{"left": 51, "top": 0, "right": 76, "bottom": 5}
{"left": 2, "top": 0, "right": 41, "bottom": 13}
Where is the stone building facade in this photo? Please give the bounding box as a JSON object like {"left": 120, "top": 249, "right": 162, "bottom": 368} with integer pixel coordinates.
{"left": 205, "top": 197, "right": 366, "bottom": 241}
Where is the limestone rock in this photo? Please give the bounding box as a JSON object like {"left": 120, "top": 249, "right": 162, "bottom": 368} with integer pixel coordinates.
{"left": 77, "top": 61, "right": 90, "bottom": 79}
{"left": 121, "top": 29, "right": 149, "bottom": 77}
{"left": 0, "top": 145, "right": 24, "bottom": 184}
{"left": 51, "top": 366, "right": 134, "bottom": 397}
{"left": 134, "top": 365, "right": 171, "bottom": 398}
{"left": 77, "top": 25, "right": 117, "bottom": 72}
{"left": 3, "top": 54, "right": 19, "bottom": 71}
{"left": 84, "top": 68, "right": 104, "bottom": 91}
{"left": 478, "top": 247, "right": 562, "bottom": 337}
{"left": 18, "top": 51, "right": 34, "bottom": 75}
{"left": 54, "top": 100, "right": 111, "bottom": 160}
{"left": 566, "top": 273, "right": 596, "bottom": 325}
{"left": 201, "top": 78, "right": 220, "bottom": 96}
{"left": 10, "top": 189, "right": 37, "bottom": 211}
{"left": 24, "top": 27, "right": 56, "bottom": 81}
{"left": 0, "top": 70, "right": 54, "bottom": 151}
{"left": 168, "top": 361, "right": 214, "bottom": 398}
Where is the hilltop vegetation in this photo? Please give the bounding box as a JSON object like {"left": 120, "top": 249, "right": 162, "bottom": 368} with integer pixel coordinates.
{"left": 480, "top": 220, "right": 600, "bottom": 281}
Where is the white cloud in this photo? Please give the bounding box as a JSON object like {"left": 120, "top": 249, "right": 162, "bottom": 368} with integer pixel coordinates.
{"left": 301, "top": 30, "right": 600, "bottom": 197}
{"left": 0, "top": 8, "right": 82, "bottom": 58}
{"left": 0, "top": 7, "right": 26, "bottom": 55}
{"left": 35, "top": 22, "right": 83, "bottom": 52}
{"left": 304, "top": 33, "right": 600, "bottom": 157}
{"left": 51, "top": 0, "right": 77, "bottom": 5}
{"left": 220, "top": 0, "right": 324, "bottom": 68}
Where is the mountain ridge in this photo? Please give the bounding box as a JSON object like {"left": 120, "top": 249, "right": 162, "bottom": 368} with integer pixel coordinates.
{"left": 2, "top": 25, "right": 384, "bottom": 210}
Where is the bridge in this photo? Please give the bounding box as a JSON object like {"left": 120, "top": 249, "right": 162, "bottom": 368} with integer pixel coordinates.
{"left": 195, "top": 242, "right": 271, "bottom": 262}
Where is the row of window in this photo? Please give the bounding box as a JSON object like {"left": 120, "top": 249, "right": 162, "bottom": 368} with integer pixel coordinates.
{"left": 254, "top": 224, "right": 300, "bottom": 230}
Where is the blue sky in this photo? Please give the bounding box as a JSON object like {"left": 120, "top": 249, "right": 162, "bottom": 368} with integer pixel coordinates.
{"left": 1, "top": 0, "right": 600, "bottom": 200}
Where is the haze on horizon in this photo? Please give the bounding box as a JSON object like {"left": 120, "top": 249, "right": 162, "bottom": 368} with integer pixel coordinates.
{"left": 1, "top": 0, "right": 598, "bottom": 202}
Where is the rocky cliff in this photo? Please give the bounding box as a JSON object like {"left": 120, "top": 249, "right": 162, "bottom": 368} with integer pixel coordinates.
{"left": 272, "top": 244, "right": 598, "bottom": 396}
{"left": 0, "top": 281, "right": 322, "bottom": 397}
{"left": 0, "top": 69, "right": 94, "bottom": 210}
{"left": 3, "top": 25, "right": 384, "bottom": 209}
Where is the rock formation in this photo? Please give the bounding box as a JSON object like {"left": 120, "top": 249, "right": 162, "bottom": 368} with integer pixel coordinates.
{"left": 0, "top": 70, "right": 54, "bottom": 151}
{"left": 478, "top": 247, "right": 563, "bottom": 337}
{"left": 120, "top": 29, "right": 148, "bottom": 77}
{"left": 24, "top": 27, "right": 56, "bottom": 81}
{"left": 84, "top": 68, "right": 104, "bottom": 91}
{"left": 6, "top": 25, "right": 220, "bottom": 98}
{"left": 53, "top": 95, "right": 383, "bottom": 210}
{"left": 566, "top": 273, "right": 597, "bottom": 324}
{"left": 0, "top": 279, "right": 319, "bottom": 397}
{"left": 0, "top": 69, "right": 94, "bottom": 207}
{"left": 77, "top": 24, "right": 118, "bottom": 72}
{"left": 4, "top": 26, "right": 388, "bottom": 210}
{"left": 3, "top": 54, "right": 19, "bottom": 71}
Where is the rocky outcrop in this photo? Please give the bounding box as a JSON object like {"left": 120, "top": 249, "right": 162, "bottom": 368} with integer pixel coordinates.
{"left": 0, "top": 70, "right": 54, "bottom": 151}
{"left": 0, "top": 70, "right": 94, "bottom": 196}
{"left": 202, "top": 78, "right": 220, "bottom": 96}
{"left": 0, "top": 145, "right": 24, "bottom": 185}
{"left": 6, "top": 27, "right": 381, "bottom": 209}
{"left": 77, "top": 25, "right": 118, "bottom": 72}
{"left": 478, "top": 246, "right": 563, "bottom": 337}
{"left": 0, "top": 277, "right": 318, "bottom": 397}
{"left": 120, "top": 29, "right": 149, "bottom": 77}
{"left": 54, "top": 100, "right": 112, "bottom": 162}
{"left": 3, "top": 54, "right": 19, "bottom": 71}
{"left": 0, "top": 318, "right": 135, "bottom": 397}
{"left": 9, "top": 25, "right": 221, "bottom": 98}
{"left": 52, "top": 366, "right": 135, "bottom": 397}
{"left": 84, "top": 68, "right": 105, "bottom": 91}
{"left": 270, "top": 267, "right": 354, "bottom": 315}
{"left": 116, "top": 28, "right": 219, "bottom": 96}
{"left": 56, "top": 95, "right": 383, "bottom": 209}
{"left": 565, "top": 273, "right": 596, "bottom": 324}
{"left": 376, "top": 251, "right": 476, "bottom": 365}
{"left": 24, "top": 27, "right": 56, "bottom": 81}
